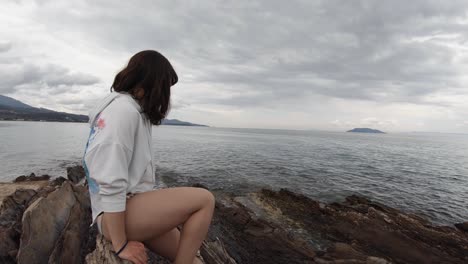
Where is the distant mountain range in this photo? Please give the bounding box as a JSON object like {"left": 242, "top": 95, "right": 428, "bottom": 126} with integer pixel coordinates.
{"left": 0, "top": 94, "right": 207, "bottom": 127}
{"left": 161, "top": 119, "right": 207, "bottom": 127}
{"left": 347, "top": 128, "right": 385, "bottom": 134}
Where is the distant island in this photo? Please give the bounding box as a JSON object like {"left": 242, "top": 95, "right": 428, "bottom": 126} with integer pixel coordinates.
{"left": 161, "top": 119, "right": 207, "bottom": 127}
{"left": 347, "top": 128, "right": 385, "bottom": 134}
{"left": 0, "top": 94, "right": 207, "bottom": 127}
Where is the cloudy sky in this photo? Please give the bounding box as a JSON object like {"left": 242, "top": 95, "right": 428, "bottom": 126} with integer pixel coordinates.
{"left": 1, "top": 0, "right": 468, "bottom": 132}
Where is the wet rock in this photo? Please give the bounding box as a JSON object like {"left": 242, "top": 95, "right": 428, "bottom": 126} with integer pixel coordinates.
{"left": 455, "top": 222, "right": 468, "bottom": 233}
{"left": 67, "top": 165, "right": 85, "bottom": 184}
{"left": 13, "top": 173, "right": 50, "bottom": 183}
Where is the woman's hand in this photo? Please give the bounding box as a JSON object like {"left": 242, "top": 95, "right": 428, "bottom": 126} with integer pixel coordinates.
{"left": 102, "top": 212, "right": 146, "bottom": 263}
{"left": 117, "top": 240, "right": 148, "bottom": 264}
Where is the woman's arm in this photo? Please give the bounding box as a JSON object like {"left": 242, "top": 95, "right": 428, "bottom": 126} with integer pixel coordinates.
{"left": 104, "top": 211, "right": 127, "bottom": 252}
{"left": 103, "top": 211, "right": 148, "bottom": 264}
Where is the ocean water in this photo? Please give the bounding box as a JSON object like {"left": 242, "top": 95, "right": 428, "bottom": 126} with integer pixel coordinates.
{"left": 0, "top": 120, "right": 467, "bottom": 225}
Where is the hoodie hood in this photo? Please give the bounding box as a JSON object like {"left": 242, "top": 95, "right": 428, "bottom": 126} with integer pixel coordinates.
{"left": 88, "top": 91, "right": 143, "bottom": 128}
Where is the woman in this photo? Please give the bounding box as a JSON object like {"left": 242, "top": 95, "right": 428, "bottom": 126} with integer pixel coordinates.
{"left": 82, "top": 50, "right": 214, "bottom": 264}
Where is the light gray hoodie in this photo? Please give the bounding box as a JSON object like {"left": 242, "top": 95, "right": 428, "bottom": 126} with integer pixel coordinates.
{"left": 82, "top": 91, "right": 155, "bottom": 227}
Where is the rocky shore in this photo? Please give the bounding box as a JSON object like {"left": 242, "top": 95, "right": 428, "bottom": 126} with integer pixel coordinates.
{"left": 0, "top": 167, "right": 467, "bottom": 264}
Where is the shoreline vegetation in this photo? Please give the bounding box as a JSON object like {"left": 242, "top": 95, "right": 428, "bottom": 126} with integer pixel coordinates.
{"left": 0, "top": 94, "right": 208, "bottom": 126}
{"left": 0, "top": 168, "right": 466, "bottom": 263}
{"left": 0, "top": 118, "right": 208, "bottom": 127}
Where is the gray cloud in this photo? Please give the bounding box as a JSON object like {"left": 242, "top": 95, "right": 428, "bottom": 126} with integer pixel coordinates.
{"left": 2, "top": 0, "right": 468, "bottom": 131}
{"left": 29, "top": 0, "right": 468, "bottom": 106}
{"left": 0, "top": 41, "right": 12, "bottom": 53}
{"left": 0, "top": 59, "right": 100, "bottom": 94}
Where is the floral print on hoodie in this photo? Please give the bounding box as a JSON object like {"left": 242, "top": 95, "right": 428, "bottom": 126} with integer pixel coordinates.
{"left": 82, "top": 113, "right": 105, "bottom": 194}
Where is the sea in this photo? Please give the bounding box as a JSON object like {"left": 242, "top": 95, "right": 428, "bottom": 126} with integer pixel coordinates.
{"left": 0, "top": 120, "right": 467, "bottom": 225}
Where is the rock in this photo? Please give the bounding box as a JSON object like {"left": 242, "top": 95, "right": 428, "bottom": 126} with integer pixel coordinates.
{"left": 13, "top": 173, "right": 50, "bottom": 183}
{"left": 206, "top": 189, "right": 468, "bottom": 264}
{"left": 17, "top": 181, "right": 91, "bottom": 264}
{"left": 0, "top": 188, "right": 38, "bottom": 263}
{"left": 1, "top": 173, "right": 467, "bottom": 264}
{"left": 50, "top": 176, "right": 67, "bottom": 187}
{"left": 208, "top": 192, "right": 316, "bottom": 264}
{"left": 192, "top": 183, "right": 210, "bottom": 190}
{"left": 67, "top": 165, "right": 85, "bottom": 184}
{"left": 0, "top": 181, "right": 48, "bottom": 204}
{"left": 326, "top": 243, "right": 367, "bottom": 261}
{"left": 200, "top": 238, "right": 237, "bottom": 264}
{"left": 12, "top": 176, "right": 27, "bottom": 183}
{"left": 85, "top": 234, "right": 173, "bottom": 264}
{"left": 49, "top": 184, "right": 92, "bottom": 263}
{"left": 0, "top": 189, "right": 37, "bottom": 215}
{"left": 366, "top": 256, "right": 392, "bottom": 264}
{"left": 86, "top": 228, "right": 236, "bottom": 264}
{"left": 455, "top": 222, "right": 468, "bottom": 233}
{"left": 85, "top": 234, "right": 132, "bottom": 264}
{"left": 17, "top": 183, "right": 75, "bottom": 263}
{"left": 49, "top": 201, "right": 88, "bottom": 263}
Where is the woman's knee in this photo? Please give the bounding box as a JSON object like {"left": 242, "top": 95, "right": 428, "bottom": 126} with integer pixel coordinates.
{"left": 194, "top": 187, "right": 215, "bottom": 209}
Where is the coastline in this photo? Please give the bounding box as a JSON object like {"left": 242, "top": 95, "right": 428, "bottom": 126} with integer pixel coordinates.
{"left": 0, "top": 168, "right": 467, "bottom": 263}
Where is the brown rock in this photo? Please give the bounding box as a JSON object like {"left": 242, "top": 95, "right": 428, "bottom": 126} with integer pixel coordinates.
{"left": 0, "top": 188, "right": 38, "bottom": 263}
{"left": 85, "top": 234, "right": 171, "bottom": 264}
{"left": 17, "top": 183, "right": 75, "bottom": 263}
{"left": 206, "top": 189, "right": 468, "bottom": 264}
{"left": 50, "top": 176, "right": 67, "bottom": 187}
{"left": 85, "top": 233, "right": 232, "bottom": 264}
{"left": 0, "top": 181, "right": 48, "bottom": 209}
{"left": 327, "top": 243, "right": 367, "bottom": 260}
{"left": 49, "top": 202, "right": 87, "bottom": 263}
{"left": 85, "top": 234, "right": 133, "bottom": 264}
{"left": 67, "top": 166, "right": 85, "bottom": 184}
{"left": 208, "top": 192, "right": 316, "bottom": 264}
{"left": 13, "top": 173, "right": 50, "bottom": 183}
{"left": 200, "top": 239, "right": 237, "bottom": 264}
{"left": 2, "top": 175, "right": 466, "bottom": 264}
{"left": 366, "top": 256, "right": 392, "bottom": 264}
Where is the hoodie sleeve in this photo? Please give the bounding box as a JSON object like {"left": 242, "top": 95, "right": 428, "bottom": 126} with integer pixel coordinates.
{"left": 84, "top": 105, "right": 140, "bottom": 212}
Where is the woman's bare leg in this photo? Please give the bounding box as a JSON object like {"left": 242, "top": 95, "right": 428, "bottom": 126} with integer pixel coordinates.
{"left": 175, "top": 196, "right": 214, "bottom": 264}
{"left": 144, "top": 227, "right": 180, "bottom": 261}
{"left": 101, "top": 187, "right": 215, "bottom": 264}
{"left": 143, "top": 227, "right": 203, "bottom": 264}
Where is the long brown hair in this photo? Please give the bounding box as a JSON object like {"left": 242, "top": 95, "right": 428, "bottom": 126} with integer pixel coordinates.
{"left": 110, "top": 50, "right": 178, "bottom": 125}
